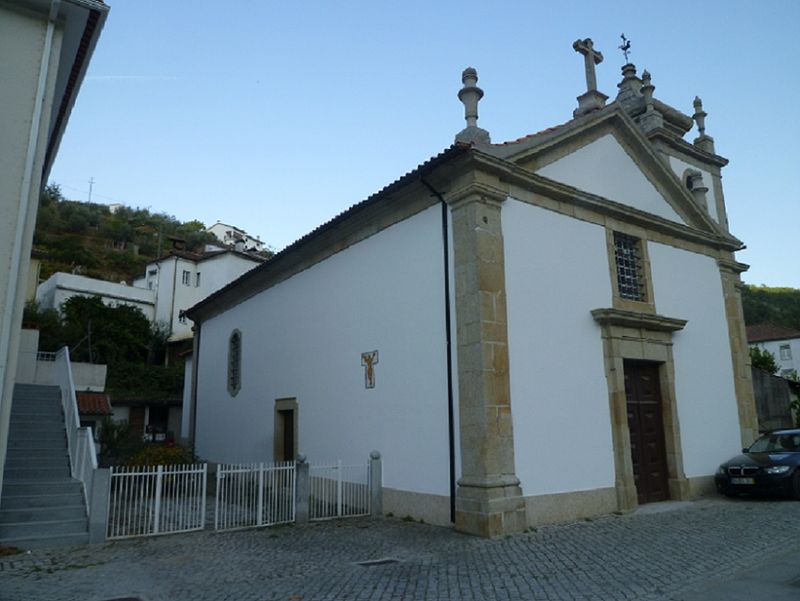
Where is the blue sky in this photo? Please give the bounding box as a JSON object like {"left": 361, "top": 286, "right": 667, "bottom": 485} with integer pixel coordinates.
{"left": 51, "top": 1, "right": 799, "bottom": 288}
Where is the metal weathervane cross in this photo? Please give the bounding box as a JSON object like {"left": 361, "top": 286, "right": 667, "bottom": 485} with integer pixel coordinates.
{"left": 619, "top": 34, "right": 632, "bottom": 63}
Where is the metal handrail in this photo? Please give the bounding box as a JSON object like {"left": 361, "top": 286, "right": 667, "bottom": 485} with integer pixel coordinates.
{"left": 54, "top": 347, "right": 98, "bottom": 510}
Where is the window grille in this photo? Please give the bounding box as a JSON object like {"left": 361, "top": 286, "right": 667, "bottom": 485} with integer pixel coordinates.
{"left": 780, "top": 345, "right": 792, "bottom": 361}
{"left": 228, "top": 329, "right": 242, "bottom": 397}
{"left": 614, "top": 232, "right": 646, "bottom": 302}
{"left": 182, "top": 270, "right": 191, "bottom": 286}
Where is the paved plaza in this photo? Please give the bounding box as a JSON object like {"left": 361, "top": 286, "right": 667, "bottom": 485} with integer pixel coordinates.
{"left": 1, "top": 497, "right": 799, "bottom": 601}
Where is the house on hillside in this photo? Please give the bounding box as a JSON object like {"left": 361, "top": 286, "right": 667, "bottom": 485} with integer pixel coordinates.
{"left": 185, "top": 41, "right": 757, "bottom": 538}
{"left": 37, "top": 272, "right": 157, "bottom": 320}
{"left": 206, "top": 221, "right": 265, "bottom": 253}
{"left": 132, "top": 248, "right": 265, "bottom": 347}
{"left": 747, "top": 323, "right": 800, "bottom": 378}
{"left": 38, "top": 248, "right": 264, "bottom": 347}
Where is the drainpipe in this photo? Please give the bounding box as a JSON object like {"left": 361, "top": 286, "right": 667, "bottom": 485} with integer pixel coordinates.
{"left": 188, "top": 323, "right": 201, "bottom": 453}
{"left": 0, "top": 0, "right": 61, "bottom": 495}
{"left": 421, "top": 178, "right": 456, "bottom": 523}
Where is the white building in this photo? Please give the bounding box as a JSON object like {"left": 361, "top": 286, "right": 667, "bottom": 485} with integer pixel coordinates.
{"left": 0, "top": 0, "right": 108, "bottom": 497}
{"left": 747, "top": 324, "right": 800, "bottom": 378}
{"left": 206, "top": 221, "right": 265, "bottom": 253}
{"left": 37, "top": 249, "right": 264, "bottom": 343}
{"left": 186, "top": 47, "right": 757, "bottom": 537}
{"left": 136, "top": 249, "right": 264, "bottom": 343}
{"left": 36, "top": 272, "right": 156, "bottom": 321}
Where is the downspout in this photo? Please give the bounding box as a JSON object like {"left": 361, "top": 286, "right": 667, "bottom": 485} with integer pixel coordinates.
{"left": 188, "top": 323, "right": 201, "bottom": 453}
{"left": 168, "top": 256, "right": 178, "bottom": 350}
{"left": 421, "top": 178, "right": 456, "bottom": 523}
{"left": 0, "top": 0, "right": 60, "bottom": 493}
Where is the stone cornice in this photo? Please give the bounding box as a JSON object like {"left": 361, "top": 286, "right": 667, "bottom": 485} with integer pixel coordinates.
{"left": 490, "top": 107, "right": 726, "bottom": 239}
{"left": 646, "top": 129, "right": 729, "bottom": 167}
{"left": 469, "top": 149, "right": 744, "bottom": 253}
{"left": 591, "top": 308, "right": 687, "bottom": 332}
{"left": 717, "top": 256, "right": 750, "bottom": 275}
{"left": 445, "top": 181, "right": 508, "bottom": 209}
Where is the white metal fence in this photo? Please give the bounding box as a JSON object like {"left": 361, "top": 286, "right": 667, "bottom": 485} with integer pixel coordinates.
{"left": 107, "top": 464, "right": 207, "bottom": 539}
{"left": 215, "top": 462, "right": 296, "bottom": 531}
{"left": 309, "top": 460, "right": 371, "bottom": 520}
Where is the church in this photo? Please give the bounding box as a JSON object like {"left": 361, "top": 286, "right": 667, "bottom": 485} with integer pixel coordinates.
{"left": 184, "top": 39, "right": 758, "bottom": 537}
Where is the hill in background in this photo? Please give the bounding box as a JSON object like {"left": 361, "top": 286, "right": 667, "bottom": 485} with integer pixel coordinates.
{"left": 742, "top": 285, "right": 800, "bottom": 331}
{"left": 33, "top": 183, "right": 231, "bottom": 284}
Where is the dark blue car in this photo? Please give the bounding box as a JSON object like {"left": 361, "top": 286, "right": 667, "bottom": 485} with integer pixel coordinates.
{"left": 715, "top": 429, "right": 800, "bottom": 499}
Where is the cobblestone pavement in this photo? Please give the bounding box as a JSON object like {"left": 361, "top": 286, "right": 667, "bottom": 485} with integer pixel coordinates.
{"left": 2, "top": 497, "right": 799, "bottom": 601}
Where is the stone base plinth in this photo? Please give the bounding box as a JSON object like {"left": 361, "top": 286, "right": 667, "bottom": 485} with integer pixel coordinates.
{"left": 573, "top": 90, "right": 608, "bottom": 117}
{"left": 455, "top": 478, "right": 527, "bottom": 538}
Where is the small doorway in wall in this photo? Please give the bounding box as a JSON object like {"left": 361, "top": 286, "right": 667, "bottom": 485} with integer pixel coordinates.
{"left": 129, "top": 406, "right": 145, "bottom": 438}
{"left": 624, "top": 360, "right": 670, "bottom": 504}
{"left": 274, "top": 398, "right": 298, "bottom": 462}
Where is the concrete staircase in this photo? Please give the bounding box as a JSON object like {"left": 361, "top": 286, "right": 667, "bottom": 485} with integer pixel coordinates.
{"left": 0, "top": 384, "right": 89, "bottom": 549}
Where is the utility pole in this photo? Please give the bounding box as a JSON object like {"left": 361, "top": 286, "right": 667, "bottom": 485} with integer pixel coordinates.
{"left": 88, "top": 177, "right": 94, "bottom": 203}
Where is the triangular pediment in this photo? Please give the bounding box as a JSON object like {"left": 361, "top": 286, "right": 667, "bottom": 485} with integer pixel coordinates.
{"left": 488, "top": 107, "right": 721, "bottom": 234}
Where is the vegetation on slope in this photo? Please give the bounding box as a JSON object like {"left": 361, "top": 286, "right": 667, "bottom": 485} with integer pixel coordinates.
{"left": 742, "top": 285, "right": 800, "bottom": 330}
{"left": 34, "top": 183, "right": 219, "bottom": 283}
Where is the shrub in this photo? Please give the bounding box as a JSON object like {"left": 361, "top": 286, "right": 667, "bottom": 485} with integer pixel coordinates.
{"left": 126, "top": 444, "right": 195, "bottom": 466}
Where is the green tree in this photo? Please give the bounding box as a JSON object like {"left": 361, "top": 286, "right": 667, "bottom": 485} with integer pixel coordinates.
{"left": 60, "top": 296, "right": 152, "bottom": 365}
{"left": 749, "top": 346, "right": 779, "bottom": 374}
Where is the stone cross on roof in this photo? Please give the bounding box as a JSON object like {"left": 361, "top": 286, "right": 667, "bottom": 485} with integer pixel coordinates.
{"left": 573, "top": 38, "right": 603, "bottom": 92}
{"left": 572, "top": 38, "right": 608, "bottom": 117}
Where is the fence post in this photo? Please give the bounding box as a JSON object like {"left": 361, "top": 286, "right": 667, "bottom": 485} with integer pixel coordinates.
{"left": 153, "top": 465, "right": 163, "bottom": 534}
{"left": 89, "top": 468, "right": 111, "bottom": 543}
{"left": 295, "top": 454, "right": 309, "bottom": 524}
{"left": 370, "top": 450, "right": 382, "bottom": 518}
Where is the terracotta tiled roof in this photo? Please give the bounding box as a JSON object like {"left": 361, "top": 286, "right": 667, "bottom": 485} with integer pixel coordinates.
{"left": 746, "top": 323, "right": 800, "bottom": 343}
{"left": 76, "top": 391, "right": 112, "bottom": 416}
{"left": 492, "top": 121, "right": 573, "bottom": 147}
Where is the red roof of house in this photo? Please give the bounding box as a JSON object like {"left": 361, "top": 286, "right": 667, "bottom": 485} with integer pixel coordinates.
{"left": 76, "top": 392, "right": 112, "bottom": 416}
{"left": 746, "top": 323, "right": 800, "bottom": 344}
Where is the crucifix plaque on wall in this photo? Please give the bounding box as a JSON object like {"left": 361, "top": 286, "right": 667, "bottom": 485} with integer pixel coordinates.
{"left": 361, "top": 350, "right": 378, "bottom": 389}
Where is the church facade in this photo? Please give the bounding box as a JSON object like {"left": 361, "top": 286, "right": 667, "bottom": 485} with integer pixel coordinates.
{"left": 185, "top": 41, "right": 757, "bottom": 537}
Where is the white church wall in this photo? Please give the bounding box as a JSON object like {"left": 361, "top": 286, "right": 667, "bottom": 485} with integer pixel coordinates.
{"left": 502, "top": 199, "right": 616, "bottom": 496}
{"left": 648, "top": 242, "right": 741, "bottom": 477}
{"left": 195, "top": 205, "right": 454, "bottom": 497}
{"left": 537, "top": 134, "right": 685, "bottom": 225}
{"left": 667, "top": 156, "right": 719, "bottom": 223}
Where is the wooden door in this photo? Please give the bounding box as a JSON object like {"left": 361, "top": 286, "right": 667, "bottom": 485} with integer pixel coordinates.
{"left": 279, "top": 409, "right": 294, "bottom": 462}
{"left": 624, "top": 361, "right": 669, "bottom": 504}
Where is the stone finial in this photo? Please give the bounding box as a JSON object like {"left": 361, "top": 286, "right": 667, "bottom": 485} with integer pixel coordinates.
{"left": 370, "top": 450, "right": 381, "bottom": 460}
{"left": 572, "top": 38, "right": 608, "bottom": 117}
{"left": 619, "top": 62, "right": 638, "bottom": 85}
{"left": 297, "top": 453, "right": 307, "bottom": 464}
{"left": 692, "top": 96, "right": 716, "bottom": 153}
{"left": 693, "top": 96, "right": 707, "bottom": 135}
{"left": 637, "top": 69, "right": 663, "bottom": 132}
{"left": 686, "top": 170, "right": 709, "bottom": 211}
{"left": 455, "top": 67, "right": 491, "bottom": 144}
{"left": 641, "top": 70, "right": 654, "bottom": 110}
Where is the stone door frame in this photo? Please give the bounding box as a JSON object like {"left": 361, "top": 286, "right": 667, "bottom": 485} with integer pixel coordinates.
{"left": 592, "top": 308, "right": 691, "bottom": 511}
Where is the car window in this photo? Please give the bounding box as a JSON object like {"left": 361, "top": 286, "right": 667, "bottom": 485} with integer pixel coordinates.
{"left": 749, "top": 433, "right": 800, "bottom": 453}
